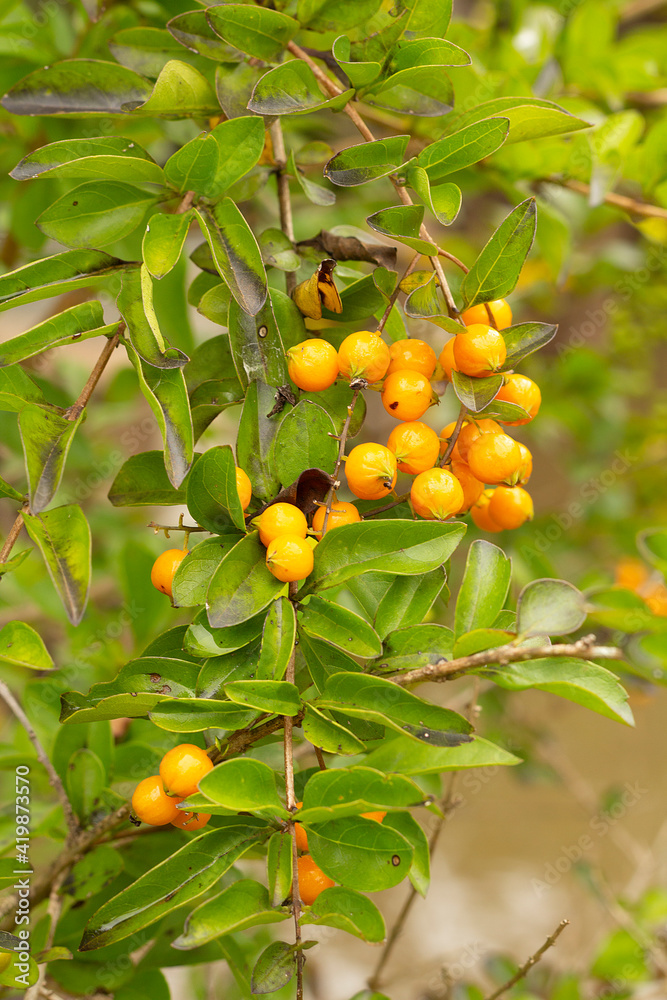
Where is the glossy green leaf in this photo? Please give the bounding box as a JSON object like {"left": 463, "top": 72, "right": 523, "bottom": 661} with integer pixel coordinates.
{"left": 185, "top": 333, "right": 244, "bottom": 440}
{"left": 236, "top": 380, "right": 281, "bottom": 501}
{"left": 320, "top": 272, "right": 384, "bottom": 321}
{"left": 206, "top": 4, "right": 298, "bottom": 60}
{"left": 65, "top": 748, "right": 106, "bottom": 824}
{"left": 301, "top": 706, "right": 366, "bottom": 755}
{"left": 384, "top": 811, "right": 430, "bottom": 897}
{"left": 308, "top": 816, "right": 412, "bottom": 892}
{"left": 143, "top": 211, "right": 193, "bottom": 280}
{"left": 215, "top": 61, "right": 266, "bottom": 119}
{"left": 0, "top": 302, "right": 116, "bottom": 367}
{"left": 1, "top": 59, "right": 152, "bottom": 116}
{"left": 300, "top": 380, "right": 366, "bottom": 438}
{"left": 500, "top": 322, "right": 558, "bottom": 370}
{"left": 332, "top": 36, "right": 382, "bottom": 90}
{"left": 403, "top": 272, "right": 462, "bottom": 333}
{"left": 364, "top": 733, "right": 521, "bottom": 774}
{"left": 516, "top": 578, "right": 586, "bottom": 637}
{"left": 298, "top": 0, "right": 383, "bottom": 30}
{"left": 186, "top": 444, "right": 245, "bottom": 533}
{"left": 0, "top": 621, "right": 54, "bottom": 670}
{"left": 249, "top": 60, "right": 354, "bottom": 116}
{"left": 394, "top": 37, "right": 470, "bottom": 69}
{"left": 36, "top": 182, "right": 158, "bottom": 249}
{"left": 80, "top": 818, "right": 269, "bottom": 950}
{"left": 297, "top": 633, "right": 363, "bottom": 693}
{"left": 10, "top": 136, "right": 164, "bottom": 183}
{"left": 299, "top": 597, "right": 382, "bottom": 658}
{"left": 259, "top": 229, "right": 300, "bottom": 272}
{"left": 256, "top": 597, "right": 296, "bottom": 681}
{"left": 149, "top": 698, "right": 256, "bottom": 732}
{"left": 267, "top": 831, "right": 293, "bottom": 908}
{"left": 324, "top": 136, "right": 409, "bottom": 187}
{"left": 123, "top": 59, "right": 219, "bottom": 117}
{"left": 60, "top": 657, "right": 199, "bottom": 723}
{"left": 287, "top": 150, "right": 336, "bottom": 206}
{"left": 417, "top": 118, "right": 510, "bottom": 180}
{"left": 301, "top": 886, "right": 385, "bottom": 942}
{"left": 460, "top": 197, "right": 537, "bottom": 309}
{"left": 273, "top": 402, "right": 337, "bottom": 489}
{"left": 196, "top": 200, "right": 267, "bottom": 316}
{"left": 366, "top": 66, "right": 453, "bottom": 117}
{"left": 189, "top": 613, "right": 265, "bottom": 665}
{"left": 0, "top": 476, "right": 23, "bottom": 502}
{"left": 165, "top": 133, "right": 219, "bottom": 196}
{"left": 210, "top": 117, "right": 266, "bottom": 193}
{"left": 228, "top": 297, "right": 289, "bottom": 391}
{"left": 452, "top": 628, "right": 515, "bottom": 658}
{"left": 251, "top": 942, "right": 295, "bottom": 995}
{"left": 167, "top": 11, "right": 245, "bottom": 62}
{"left": 455, "top": 540, "right": 512, "bottom": 638}
{"left": 299, "top": 766, "right": 426, "bottom": 823}
{"left": 108, "top": 450, "right": 187, "bottom": 506}
{"left": 366, "top": 204, "right": 436, "bottom": 255}
{"left": 451, "top": 370, "right": 502, "bottom": 412}
{"left": 399, "top": 0, "right": 452, "bottom": 38}
{"left": 0, "top": 249, "right": 134, "bottom": 314}
{"left": 174, "top": 538, "right": 242, "bottom": 611}
{"left": 372, "top": 624, "right": 454, "bottom": 673}
{"left": 207, "top": 531, "right": 283, "bottom": 628}
{"left": 118, "top": 265, "right": 189, "bottom": 367}
{"left": 19, "top": 402, "right": 84, "bottom": 513}
{"left": 406, "top": 166, "right": 461, "bottom": 226}
{"left": 349, "top": 568, "right": 447, "bottom": 641}
{"left": 224, "top": 679, "right": 300, "bottom": 715}
{"left": 22, "top": 504, "right": 91, "bottom": 626}
{"left": 174, "top": 879, "right": 288, "bottom": 950}
{"left": 198, "top": 758, "right": 289, "bottom": 818}
{"left": 440, "top": 98, "right": 590, "bottom": 144}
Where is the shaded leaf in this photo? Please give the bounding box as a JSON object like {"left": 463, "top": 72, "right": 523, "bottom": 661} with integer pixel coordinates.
{"left": 249, "top": 60, "right": 353, "bottom": 116}
{"left": 22, "top": 504, "right": 91, "bottom": 625}
{"left": 371, "top": 623, "right": 454, "bottom": 673}
{"left": 455, "top": 539, "right": 512, "bottom": 638}
{"left": 117, "top": 266, "right": 189, "bottom": 368}
{"left": 1, "top": 59, "right": 152, "bottom": 116}
{"left": 366, "top": 66, "right": 453, "bottom": 117}
{"left": 207, "top": 532, "right": 283, "bottom": 628}
{"left": 366, "top": 204, "right": 436, "bottom": 255}
{"left": 501, "top": 322, "right": 558, "bottom": 370}
{"left": 150, "top": 698, "right": 256, "bottom": 732}
{"left": 251, "top": 942, "right": 295, "bottom": 995}
{"left": 451, "top": 370, "right": 502, "bottom": 413}
{"left": 186, "top": 444, "right": 245, "bottom": 533}
{"left": 0, "top": 621, "right": 54, "bottom": 670}
{"left": 440, "top": 98, "right": 590, "bottom": 144}
{"left": 109, "top": 26, "right": 189, "bottom": 77}
{"left": 460, "top": 198, "right": 537, "bottom": 309}
{"left": 122, "top": 59, "right": 219, "bottom": 117}
{"left": 19, "top": 403, "right": 84, "bottom": 513}
{"left": 236, "top": 380, "right": 282, "bottom": 501}
{"left": 143, "top": 210, "right": 193, "bottom": 280}
{"left": 365, "top": 734, "right": 521, "bottom": 774}
{"left": 301, "top": 886, "right": 385, "bottom": 942}
{"left": 36, "top": 182, "right": 158, "bottom": 249}
{"left": 274, "top": 402, "right": 337, "bottom": 489}
{"left": 206, "top": 5, "right": 298, "bottom": 60}
{"left": 228, "top": 296, "right": 289, "bottom": 390}
{"left": 298, "top": 0, "right": 383, "bottom": 31}
{"left": 325, "top": 136, "right": 410, "bottom": 187}
{"left": 173, "top": 538, "right": 242, "bottom": 611}
{"left": 407, "top": 166, "right": 461, "bottom": 226}
{"left": 301, "top": 706, "right": 366, "bottom": 755}
{"left": 225, "top": 679, "right": 300, "bottom": 715}
{"left": 308, "top": 816, "right": 412, "bottom": 892}
{"left": 196, "top": 200, "right": 267, "bottom": 316}
{"left": 299, "top": 597, "right": 382, "bottom": 658}
{"left": 199, "top": 758, "right": 289, "bottom": 818}
{"left": 108, "top": 450, "right": 187, "bottom": 506}
{"left": 167, "top": 10, "right": 245, "bottom": 62}
{"left": 173, "top": 879, "right": 289, "bottom": 950}
{"left": 255, "top": 596, "right": 296, "bottom": 680}
{"left": 516, "top": 578, "right": 586, "bottom": 637}
{"left": 0, "top": 302, "right": 117, "bottom": 367}
{"left": 417, "top": 118, "right": 510, "bottom": 179}
{"left": 0, "top": 249, "right": 134, "bottom": 313}
{"left": 267, "top": 831, "right": 293, "bottom": 908}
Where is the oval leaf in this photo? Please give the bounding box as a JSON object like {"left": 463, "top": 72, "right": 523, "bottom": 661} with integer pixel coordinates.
{"left": 516, "top": 578, "right": 587, "bottom": 637}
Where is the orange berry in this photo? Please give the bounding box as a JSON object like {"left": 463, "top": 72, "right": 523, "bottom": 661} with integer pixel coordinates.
{"left": 381, "top": 370, "right": 434, "bottom": 421}
{"left": 361, "top": 811, "right": 386, "bottom": 823}
{"left": 288, "top": 339, "right": 339, "bottom": 392}
{"left": 132, "top": 775, "right": 182, "bottom": 826}
{"left": 438, "top": 337, "right": 458, "bottom": 381}
{"left": 456, "top": 419, "right": 502, "bottom": 463}
{"left": 295, "top": 854, "right": 335, "bottom": 906}
{"left": 258, "top": 502, "right": 308, "bottom": 548}
{"left": 614, "top": 557, "right": 649, "bottom": 592}
{"left": 439, "top": 419, "right": 467, "bottom": 461}
{"left": 488, "top": 485, "right": 534, "bottom": 529}
{"left": 293, "top": 801, "right": 309, "bottom": 851}
{"left": 645, "top": 581, "right": 667, "bottom": 617}
{"left": 160, "top": 743, "right": 214, "bottom": 798}
{"left": 460, "top": 299, "right": 512, "bottom": 330}
{"left": 345, "top": 443, "right": 397, "bottom": 500}
{"left": 453, "top": 325, "right": 507, "bottom": 377}
{"left": 387, "top": 421, "right": 440, "bottom": 475}
{"left": 312, "top": 500, "right": 361, "bottom": 536}
{"left": 496, "top": 374, "right": 541, "bottom": 425}
{"left": 470, "top": 489, "right": 502, "bottom": 533}
{"left": 236, "top": 466, "right": 252, "bottom": 510}
{"left": 450, "top": 459, "right": 485, "bottom": 513}
{"left": 467, "top": 432, "right": 523, "bottom": 485}
{"left": 411, "top": 467, "right": 465, "bottom": 521}
{"left": 266, "top": 534, "right": 314, "bottom": 582}
{"left": 171, "top": 810, "right": 211, "bottom": 831}
{"left": 337, "top": 330, "right": 390, "bottom": 383}
{"left": 516, "top": 442, "right": 533, "bottom": 485}
{"left": 387, "top": 338, "right": 437, "bottom": 379}
{"left": 150, "top": 548, "right": 187, "bottom": 598}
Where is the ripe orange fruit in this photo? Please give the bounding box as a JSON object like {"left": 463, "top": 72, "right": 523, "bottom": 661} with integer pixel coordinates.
{"left": 381, "top": 370, "right": 434, "bottom": 421}
{"left": 287, "top": 339, "right": 338, "bottom": 392}
{"left": 496, "top": 374, "right": 541, "bottom": 425}
{"left": 295, "top": 854, "right": 335, "bottom": 905}
{"left": 387, "top": 421, "right": 440, "bottom": 474}
{"left": 387, "top": 338, "right": 437, "bottom": 379}
{"left": 467, "top": 432, "right": 523, "bottom": 485}
{"left": 150, "top": 548, "right": 187, "bottom": 598}
{"left": 345, "top": 443, "right": 397, "bottom": 500}
{"left": 160, "top": 744, "right": 214, "bottom": 798}
{"left": 131, "top": 775, "right": 182, "bottom": 826}
{"left": 266, "top": 534, "right": 314, "bottom": 582}
{"left": 614, "top": 557, "right": 649, "bottom": 592}
{"left": 450, "top": 459, "right": 485, "bottom": 513}
{"left": 171, "top": 810, "right": 211, "bottom": 831}
{"left": 470, "top": 489, "right": 502, "bottom": 533}
{"left": 453, "top": 325, "right": 507, "bottom": 377}
{"left": 438, "top": 337, "right": 458, "bottom": 382}
{"left": 516, "top": 442, "right": 533, "bottom": 485}
{"left": 439, "top": 419, "right": 467, "bottom": 461}
{"left": 488, "top": 485, "right": 534, "bottom": 529}
{"left": 460, "top": 299, "right": 512, "bottom": 330}
{"left": 312, "top": 499, "right": 361, "bottom": 536}
{"left": 456, "top": 419, "right": 502, "bottom": 463}
{"left": 337, "top": 330, "right": 390, "bottom": 383}
{"left": 258, "top": 502, "right": 308, "bottom": 547}
{"left": 411, "top": 467, "right": 465, "bottom": 521}
{"left": 236, "top": 467, "right": 252, "bottom": 510}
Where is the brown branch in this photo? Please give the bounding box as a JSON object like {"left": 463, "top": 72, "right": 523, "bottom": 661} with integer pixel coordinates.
{"left": 0, "top": 509, "right": 27, "bottom": 564}
{"left": 438, "top": 248, "right": 469, "bottom": 274}
{"left": 284, "top": 578, "right": 303, "bottom": 1000}
{"left": 216, "top": 710, "right": 304, "bottom": 763}
{"left": 362, "top": 491, "right": 411, "bottom": 518}
{"left": 483, "top": 919, "right": 570, "bottom": 1000}
{"left": 542, "top": 177, "right": 667, "bottom": 220}
{"left": 65, "top": 328, "right": 122, "bottom": 422}
{"left": 25, "top": 871, "right": 67, "bottom": 1000}
{"left": 321, "top": 389, "right": 359, "bottom": 535}
{"left": 175, "top": 190, "right": 196, "bottom": 215}
{"left": 148, "top": 521, "right": 208, "bottom": 538}
{"left": 270, "top": 120, "right": 297, "bottom": 296}
{"left": 377, "top": 253, "right": 420, "bottom": 334}
{"left": 439, "top": 403, "right": 468, "bottom": 468}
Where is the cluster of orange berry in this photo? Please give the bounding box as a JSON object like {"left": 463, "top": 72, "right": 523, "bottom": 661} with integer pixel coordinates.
{"left": 131, "top": 743, "right": 213, "bottom": 830}
{"left": 287, "top": 297, "right": 540, "bottom": 531}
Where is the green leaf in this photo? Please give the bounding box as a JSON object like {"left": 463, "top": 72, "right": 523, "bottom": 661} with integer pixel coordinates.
{"left": 476, "top": 398, "right": 530, "bottom": 423}
{"left": 60, "top": 657, "right": 199, "bottom": 723}
{"left": 453, "top": 628, "right": 514, "bottom": 658}
{"left": 372, "top": 624, "right": 454, "bottom": 673}
{"left": 165, "top": 133, "right": 219, "bottom": 196}
{"left": 349, "top": 568, "right": 446, "bottom": 640}
{"left": 150, "top": 699, "right": 256, "bottom": 733}
{"left": 299, "top": 597, "right": 382, "bottom": 658}
{"left": 18, "top": 402, "right": 84, "bottom": 513}
{"left": 417, "top": 118, "right": 510, "bottom": 180}
{"left": 308, "top": 816, "right": 412, "bottom": 892}
{"left": 251, "top": 942, "right": 295, "bottom": 995}
{"left": 143, "top": 211, "right": 192, "bottom": 280}
{"left": 516, "top": 579, "right": 586, "bottom": 638}
{"left": 451, "top": 370, "right": 503, "bottom": 413}
{"left": 0, "top": 301, "right": 116, "bottom": 367}
{"left": 123, "top": 59, "right": 219, "bottom": 117}
{"left": 36, "top": 182, "right": 158, "bottom": 249}
{"left": 394, "top": 37, "right": 470, "bottom": 69}
{"left": 185, "top": 333, "right": 244, "bottom": 440}
{"left": 0, "top": 249, "right": 134, "bottom": 313}
{"left": 406, "top": 166, "right": 461, "bottom": 226}
{"left": 287, "top": 150, "right": 336, "bottom": 207}
{"left": 0, "top": 475, "right": 23, "bottom": 502}
{"left": 332, "top": 36, "right": 382, "bottom": 90}
{"left": 256, "top": 597, "right": 296, "bottom": 680}
{"left": 315, "top": 672, "right": 473, "bottom": 746}
{"left": 366, "top": 204, "right": 436, "bottom": 255}
{"left": 174, "top": 879, "right": 288, "bottom": 950}
{"left": 108, "top": 26, "right": 189, "bottom": 77}
{"left": 199, "top": 758, "right": 289, "bottom": 818}
{"left": 299, "top": 766, "right": 426, "bottom": 823}
{"left": 167, "top": 11, "right": 245, "bottom": 62}
{"left": 10, "top": 136, "right": 164, "bottom": 184}
{"left": 301, "top": 706, "right": 366, "bottom": 755}
{"left": 68, "top": 846, "right": 123, "bottom": 902}
{"left": 301, "top": 886, "right": 385, "bottom": 942}
{"left": 118, "top": 265, "right": 189, "bottom": 368}
{"left": 324, "top": 136, "right": 410, "bottom": 187}
{"left": 214, "top": 61, "right": 265, "bottom": 119}
{"left": 403, "top": 272, "right": 461, "bottom": 332}
{"left": 638, "top": 528, "right": 667, "bottom": 573}
{"left": 1, "top": 59, "right": 152, "bottom": 116}
{"left": 297, "top": 633, "right": 363, "bottom": 694}
{"left": 273, "top": 402, "right": 337, "bottom": 489}
{"left": 80, "top": 818, "right": 269, "bottom": 950}
{"left": 364, "top": 733, "right": 521, "bottom": 774}
{"left": 195, "top": 633, "right": 263, "bottom": 689}
{"left": 172, "top": 537, "right": 241, "bottom": 610}
{"left": 236, "top": 380, "right": 281, "bottom": 502}
{"left": 259, "top": 229, "right": 300, "bottom": 272}
{"left": 207, "top": 532, "right": 283, "bottom": 628}
{"left": 384, "top": 811, "right": 430, "bottom": 896}
{"left": 248, "top": 60, "right": 354, "bottom": 116}
{"left": 196, "top": 200, "right": 267, "bottom": 317}
{"left": 366, "top": 66, "right": 453, "bottom": 117}
{"left": 0, "top": 549, "right": 30, "bottom": 580}
{"left": 320, "top": 272, "right": 384, "bottom": 321}
{"left": 500, "top": 322, "right": 558, "bottom": 370}
{"left": 228, "top": 297, "right": 289, "bottom": 391}
{"left": 206, "top": 4, "right": 298, "bottom": 60}
{"left": 108, "top": 451, "right": 187, "bottom": 506}
{"left": 298, "top": 0, "right": 383, "bottom": 30}
{"left": 460, "top": 198, "right": 537, "bottom": 309}
{"left": 267, "top": 831, "right": 293, "bottom": 908}
{"left": 186, "top": 444, "right": 245, "bottom": 533}
{"left": 65, "top": 748, "right": 106, "bottom": 824}
{"left": 225, "top": 679, "right": 300, "bottom": 715}
{"left": 0, "top": 621, "right": 54, "bottom": 670}
{"left": 300, "top": 519, "right": 466, "bottom": 595}
{"left": 208, "top": 116, "right": 266, "bottom": 194}
{"left": 22, "top": 504, "right": 90, "bottom": 625}
{"left": 439, "top": 98, "right": 590, "bottom": 143}
{"left": 301, "top": 379, "right": 366, "bottom": 438}
{"left": 455, "top": 539, "right": 512, "bottom": 638}
{"left": 398, "top": 0, "right": 452, "bottom": 38}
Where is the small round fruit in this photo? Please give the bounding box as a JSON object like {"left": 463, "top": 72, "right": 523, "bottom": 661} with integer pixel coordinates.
{"left": 345, "top": 443, "right": 397, "bottom": 500}
{"left": 456, "top": 419, "right": 502, "bottom": 463}
{"left": 439, "top": 419, "right": 467, "bottom": 461}
{"left": 381, "top": 370, "right": 433, "bottom": 421}
{"left": 439, "top": 338, "right": 458, "bottom": 382}
{"left": 470, "top": 490, "right": 502, "bottom": 533}
{"left": 266, "top": 535, "right": 314, "bottom": 582}
{"left": 387, "top": 338, "right": 437, "bottom": 379}
{"left": 516, "top": 442, "right": 533, "bottom": 485}
{"left": 171, "top": 810, "right": 211, "bottom": 831}
{"left": 288, "top": 339, "right": 338, "bottom": 392}
{"left": 337, "top": 330, "right": 390, "bottom": 383}
{"left": 460, "top": 298, "right": 512, "bottom": 330}
{"left": 258, "top": 502, "right": 308, "bottom": 548}
{"left": 614, "top": 557, "right": 649, "bottom": 592}
{"left": 293, "top": 801, "right": 309, "bottom": 851}
{"left": 132, "top": 775, "right": 182, "bottom": 826}
{"left": 387, "top": 421, "right": 440, "bottom": 475}
{"left": 236, "top": 467, "right": 252, "bottom": 510}
{"left": 453, "top": 326, "right": 507, "bottom": 377}
{"left": 150, "top": 548, "right": 187, "bottom": 598}
{"left": 467, "top": 432, "right": 523, "bottom": 485}
{"left": 496, "top": 374, "right": 541, "bottom": 425}
{"left": 312, "top": 500, "right": 361, "bottom": 537}
{"left": 645, "top": 581, "right": 667, "bottom": 617}
{"left": 160, "top": 743, "right": 214, "bottom": 798}
{"left": 295, "top": 854, "right": 335, "bottom": 906}
{"left": 411, "top": 467, "right": 465, "bottom": 521}
{"left": 450, "top": 459, "right": 485, "bottom": 513}
{"left": 488, "top": 485, "right": 534, "bottom": 529}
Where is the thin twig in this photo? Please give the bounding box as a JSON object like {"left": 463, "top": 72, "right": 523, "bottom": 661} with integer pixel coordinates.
{"left": 65, "top": 328, "right": 122, "bottom": 422}
{"left": 439, "top": 403, "right": 468, "bottom": 468}
{"left": 175, "top": 190, "right": 196, "bottom": 215}
{"left": 483, "top": 919, "right": 570, "bottom": 1000}
{"left": 285, "top": 578, "right": 303, "bottom": 1000}
{"left": 270, "top": 120, "right": 297, "bottom": 296}
{"left": 377, "top": 253, "right": 421, "bottom": 334}
{"left": 313, "top": 746, "right": 327, "bottom": 771}
{"left": 148, "top": 521, "right": 208, "bottom": 537}
{"left": 541, "top": 177, "right": 667, "bottom": 220}
{"left": 362, "top": 491, "right": 411, "bottom": 518}
{"left": 0, "top": 679, "right": 79, "bottom": 839}
{"left": 0, "top": 509, "right": 26, "bottom": 563}
{"left": 25, "top": 871, "right": 67, "bottom": 1000}
{"left": 438, "top": 248, "right": 469, "bottom": 273}
{"left": 321, "top": 389, "right": 359, "bottom": 535}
